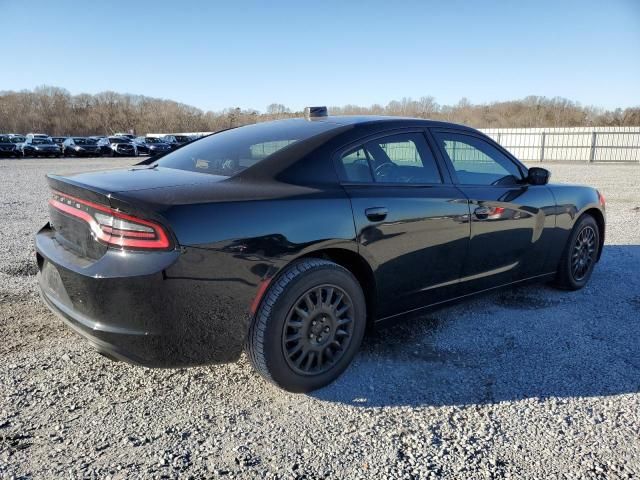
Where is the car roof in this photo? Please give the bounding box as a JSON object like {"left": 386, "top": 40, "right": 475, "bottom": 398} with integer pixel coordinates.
{"left": 270, "top": 115, "right": 478, "bottom": 132}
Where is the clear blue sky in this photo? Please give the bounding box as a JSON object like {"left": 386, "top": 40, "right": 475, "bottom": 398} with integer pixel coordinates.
{"left": 3, "top": 0, "right": 639, "bottom": 112}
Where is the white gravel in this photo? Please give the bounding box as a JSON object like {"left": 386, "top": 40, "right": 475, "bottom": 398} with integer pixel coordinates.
{"left": 1, "top": 158, "right": 639, "bottom": 479}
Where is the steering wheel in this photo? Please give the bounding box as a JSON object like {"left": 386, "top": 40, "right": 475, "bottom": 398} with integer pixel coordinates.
{"left": 374, "top": 162, "right": 395, "bottom": 180}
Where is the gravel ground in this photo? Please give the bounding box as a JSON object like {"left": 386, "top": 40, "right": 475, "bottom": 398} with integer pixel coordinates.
{"left": 1, "top": 158, "right": 639, "bottom": 479}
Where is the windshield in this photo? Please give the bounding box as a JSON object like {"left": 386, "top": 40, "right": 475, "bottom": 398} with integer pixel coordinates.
{"left": 0, "top": 136, "right": 11, "bottom": 143}
{"left": 10, "top": 136, "right": 25, "bottom": 143}
{"left": 174, "top": 136, "right": 191, "bottom": 142}
{"left": 152, "top": 120, "right": 337, "bottom": 177}
{"left": 145, "top": 137, "right": 163, "bottom": 144}
{"left": 52, "top": 137, "right": 66, "bottom": 142}
{"left": 73, "top": 138, "right": 96, "bottom": 145}
{"left": 32, "top": 138, "right": 54, "bottom": 145}
{"left": 109, "top": 137, "right": 131, "bottom": 143}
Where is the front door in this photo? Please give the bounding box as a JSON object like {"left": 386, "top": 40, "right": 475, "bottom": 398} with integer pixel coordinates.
{"left": 430, "top": 129, "right": 556, "bottom": 294}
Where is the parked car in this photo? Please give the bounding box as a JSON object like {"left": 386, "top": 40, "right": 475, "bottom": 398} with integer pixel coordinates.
{"left": 0, "top": 135, "right": 21, "bottom": 157}
{"left": 162, "top": 135, "right": 192, "bottom": 150}
{"left": 35, "top": 112, "right": 605, "bottom": 392}
{"left": 8, "top": 135, "right": 26, "bottom": 149}
{"left": 62, "top": 137, "right": 102, "bottom": 157}
{"left": 95, "top": 136, "right": 137, "bottom": 157}
{"left": 26, "top": 133, "right": 51, "bottom": 141}
{"left": 114, "top": 133, "right": 137, "bottom": 141}
{"left": 134, "top": 136, "right": 172, "bottom": 156}
{"left": 51, "top": 137, "right": 68, "bottom": 149}
{"left": 21, "top": 136, "right": 61, "bottom": 157}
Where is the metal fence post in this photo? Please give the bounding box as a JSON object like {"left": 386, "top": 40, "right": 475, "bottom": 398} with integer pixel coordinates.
{"left": 540, "top": 132, "right": 545, "bottom": 162}
{"left": 589, "top": 131, "right": 597, "bottom": 163}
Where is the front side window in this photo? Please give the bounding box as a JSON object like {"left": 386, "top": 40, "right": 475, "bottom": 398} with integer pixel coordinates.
{"left": 433, "top": 132, "right": 523, "bottom": 186}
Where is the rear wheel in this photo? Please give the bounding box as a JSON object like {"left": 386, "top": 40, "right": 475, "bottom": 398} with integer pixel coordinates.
{"left": 246, "top": 258, "right": 366, "bottom": 393}
{"left": 554, "top": 214, "right": 600, "bottom": 290}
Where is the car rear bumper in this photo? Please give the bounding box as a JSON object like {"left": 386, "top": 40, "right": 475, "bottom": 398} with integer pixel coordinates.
{"left": 36, "top": 223, "right": 249, "bottom": 367}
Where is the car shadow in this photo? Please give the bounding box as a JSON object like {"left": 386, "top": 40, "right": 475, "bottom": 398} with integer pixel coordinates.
{"left": 312, "top": 245, "right": 640, "bottom": 407}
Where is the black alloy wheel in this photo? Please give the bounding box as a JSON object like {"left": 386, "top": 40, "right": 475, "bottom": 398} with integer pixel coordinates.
{"left": 246, "top": 258, "right": 366, "bottom": 393}
{"left": 282, "top": 284, "right": 355, "bottom": 376}
{"left": 572, "top": 225, "right": 597, "bottom": 281}
{"left": 553, "top": 213, "right": 600, "bottom": 290}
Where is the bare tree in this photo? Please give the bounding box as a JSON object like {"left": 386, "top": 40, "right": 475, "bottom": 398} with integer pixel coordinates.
{"left": 0, "top": 87, "right": 637, "bottom": 136}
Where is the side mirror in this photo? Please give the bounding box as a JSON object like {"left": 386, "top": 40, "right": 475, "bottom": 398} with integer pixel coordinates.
{"left": 527, "top": 167, "right": 550, "bottom": 185}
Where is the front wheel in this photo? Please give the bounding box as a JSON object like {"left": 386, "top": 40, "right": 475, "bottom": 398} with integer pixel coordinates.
{"left": 246, "top": 258, "right": 366, "bottom": 393}
{"left": 553, "top": 214, "right": 600, "bottom": 290}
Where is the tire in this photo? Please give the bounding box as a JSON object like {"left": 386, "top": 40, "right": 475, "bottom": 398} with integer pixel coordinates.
{"left": 553, "top": 214, "right": 600, "bottom": 290}
{"left": 246, "top": 258, "right": 366, "bottom": 393}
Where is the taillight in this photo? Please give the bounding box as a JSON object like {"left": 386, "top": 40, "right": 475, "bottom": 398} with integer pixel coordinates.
{"left": 597, "top": 190, "right": 606, "bottom": 207}
{"left": 49, "top": 190, "right": 171, "bottom": 250}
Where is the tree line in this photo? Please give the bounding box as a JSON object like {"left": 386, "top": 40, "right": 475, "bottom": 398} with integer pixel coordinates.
{"left": 0, "top": 86, "right": 638, "bottom": 136}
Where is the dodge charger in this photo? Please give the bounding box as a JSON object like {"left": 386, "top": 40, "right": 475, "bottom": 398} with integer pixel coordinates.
{"left": 36, "top": 108, "right": 605, "bottom": 392}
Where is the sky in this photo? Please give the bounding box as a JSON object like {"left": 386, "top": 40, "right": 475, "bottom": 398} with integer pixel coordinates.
{"left": 2, "top": 0, "right": 639, "bottom": 112}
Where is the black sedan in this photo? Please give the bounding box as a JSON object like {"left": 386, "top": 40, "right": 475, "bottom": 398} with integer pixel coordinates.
{"left": 0, "top": 135, "right": 21, "bottom": 157}
{"left": 21, "top": 137, "right": 61, "bottom": 157}
{"left": 35, "top": 111, "right": 605, "bottom": 392}
{"left": 162, "top": 135, "right": 192, "bottom": 149}
{"left": 95, "top": 136, "right": 137, "bottom": 157}
{"left": 51, "top": 137, "right": 68, "bottom": 150}
{"left": 134, "top": 136, "right": 172, "bottom": 156}
{"left": 62, "top": 137, "right": 102, "bottom": 157}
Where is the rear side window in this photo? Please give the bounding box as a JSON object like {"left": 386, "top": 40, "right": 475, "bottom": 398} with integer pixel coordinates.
{"left": 433, "top": 132, "right": 523, "bottom": 185}
{"left": 366, "top": 133, "right": 441, "bottom": 184}
{"left": 153, "top": 120, "right": 337, "bottom": 177}
{"left": 340, "top": 147, "right": 373, "bottom": 182}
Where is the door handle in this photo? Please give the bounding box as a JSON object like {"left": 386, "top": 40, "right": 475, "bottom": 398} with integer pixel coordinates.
{"left": 365, "top": 207, "right": 388, "bottom": 221}
{"left": 474, "top": 206, "right": 491, "bottom": 219}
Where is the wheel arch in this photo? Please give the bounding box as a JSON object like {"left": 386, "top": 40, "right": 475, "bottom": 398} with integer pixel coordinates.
{"left": 581, "top": 207, "right": 605, "bottom": 261}
{"left": 295, "top": 248, "right": 378, "bottom": 328}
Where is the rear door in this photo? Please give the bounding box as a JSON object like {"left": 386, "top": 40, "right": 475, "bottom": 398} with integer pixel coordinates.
{"left": 430, "top": 129, "right": 556, "bottom": 293}
{"left": 336, "top": 129, "right": 471, "bottom": 319}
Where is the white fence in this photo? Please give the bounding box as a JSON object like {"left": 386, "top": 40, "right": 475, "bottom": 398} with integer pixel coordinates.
{"left": 480, "top": 126, "right": 640, "bottom": 163}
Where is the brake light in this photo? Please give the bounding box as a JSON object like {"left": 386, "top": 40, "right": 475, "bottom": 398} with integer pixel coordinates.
{"left": 597, "top": 190, "right": 606, "bottom": 206}
{"left": 49, "top": 190, "right": 171, "bottom": 250}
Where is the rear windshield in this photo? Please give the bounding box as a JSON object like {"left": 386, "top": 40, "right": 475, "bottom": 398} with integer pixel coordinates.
{"left": 152, "top": 120, "right": 336, "bottom": 176}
